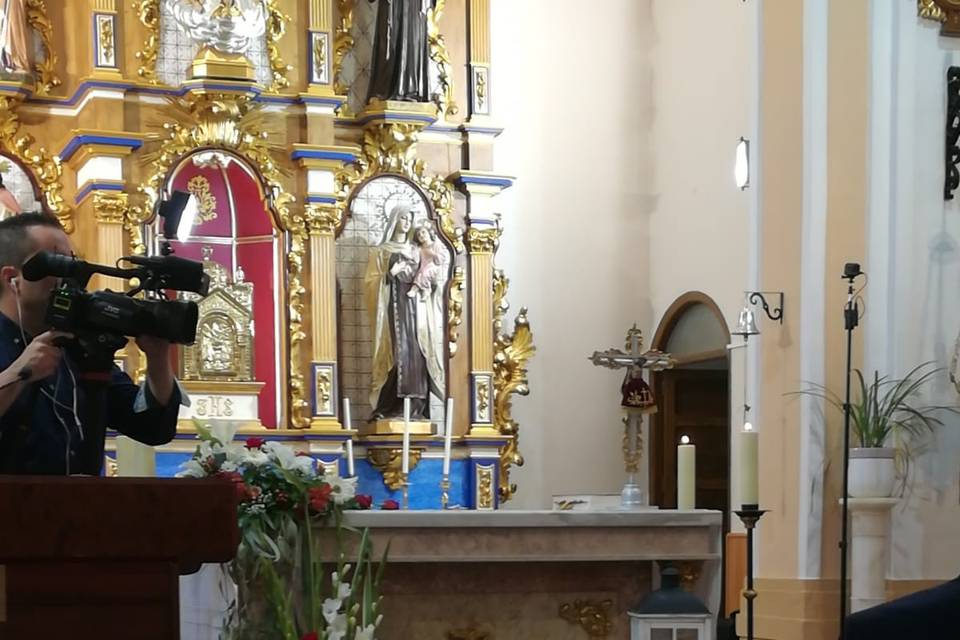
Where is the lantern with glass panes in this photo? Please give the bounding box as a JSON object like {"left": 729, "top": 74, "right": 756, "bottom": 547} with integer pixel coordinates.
{"left": 628, "top": 566, "right": 713, "bottom": 640}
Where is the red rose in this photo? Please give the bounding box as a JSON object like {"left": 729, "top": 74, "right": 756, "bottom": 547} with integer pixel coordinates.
{"left": 245, "top": 437, "right": 265, "bottom": 449}
{"left": 354, "top": 494, "right": 373, "bottom": 509}
{"left": 381, "top": 499, "right": 400, "bottom": 510}
{"left": 308, "top": 485, "right": 333, "bottom": 513}
{"left": 301, "top": 633, "right": 319, "bottom": 640}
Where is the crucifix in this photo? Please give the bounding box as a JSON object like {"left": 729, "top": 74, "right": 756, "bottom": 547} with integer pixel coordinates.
{"left": 589, "top": 324, "right": 674, "bottom": 508}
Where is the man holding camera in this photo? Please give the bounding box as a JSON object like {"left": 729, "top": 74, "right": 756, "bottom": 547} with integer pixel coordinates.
{"left": 0, "top": 213, "right": 183, "bottom": 475}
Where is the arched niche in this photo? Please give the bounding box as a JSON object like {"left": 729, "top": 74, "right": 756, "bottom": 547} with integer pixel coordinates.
{"left": 336, "top": 174, "right": 453, "bottom": 427}
{"left": 150, "top": 150, "right": 284, "bottom": 428}
{"left": 0, "top": 154, "right": 44, "bottom": 218}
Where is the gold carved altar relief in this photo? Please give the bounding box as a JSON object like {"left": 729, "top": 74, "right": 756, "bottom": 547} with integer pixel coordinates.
{"left": 181, "top": 248, "right": 254, "bottom": 381}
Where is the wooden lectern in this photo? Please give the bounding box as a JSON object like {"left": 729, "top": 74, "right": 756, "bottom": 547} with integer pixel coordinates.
{"left": 0, "top": 476, "right": 239, "bottom": 640}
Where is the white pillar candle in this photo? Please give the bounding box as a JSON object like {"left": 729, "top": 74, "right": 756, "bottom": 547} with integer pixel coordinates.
{"left": 677, "top": 434, "right": 696, "bottom": 510}
{"left": 740, "top": 422, "right": 759, "bottom": 507}
{"left": 442, "top": 397, "right": 454, "bottom": 476}
{"left": 402, "top": 397, "right": 411, "bottom": 476}
{"left": 345, "top": 438, "right": 355, "bottom": 477}
{"left": 116, "top": 435, "right": 156, "bottom": 477}
{"left": 342, "top": 397, "right": 352, "bottom": 430}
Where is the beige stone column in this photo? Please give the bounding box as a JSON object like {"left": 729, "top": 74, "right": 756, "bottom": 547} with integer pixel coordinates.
{"left": 451, "top": 172, "right": 514, "bottom": 435}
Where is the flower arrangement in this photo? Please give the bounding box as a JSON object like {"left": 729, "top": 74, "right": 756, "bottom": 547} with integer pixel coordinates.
{"left": 178, "top": 423, "right": 386, "bottom": 640}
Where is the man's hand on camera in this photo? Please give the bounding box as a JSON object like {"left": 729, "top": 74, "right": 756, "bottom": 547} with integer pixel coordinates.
{"left": 15, "top": 331, "right": 73, "bottom": 382}
{"left": 135, "top": 335, "right": 172, "bottom": 361}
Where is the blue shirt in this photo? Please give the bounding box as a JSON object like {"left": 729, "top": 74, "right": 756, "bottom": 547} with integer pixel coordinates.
{"left": 0, "top": 313, "right": 181, "bottom": 475}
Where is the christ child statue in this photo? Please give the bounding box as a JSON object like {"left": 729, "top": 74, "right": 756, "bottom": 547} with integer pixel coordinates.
{"left": 407, "top": 223, "right": 446, "bottom": 299}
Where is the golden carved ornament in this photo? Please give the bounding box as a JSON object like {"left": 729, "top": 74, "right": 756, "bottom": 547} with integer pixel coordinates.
{"left": 333, "top": 0, "right": 354, "bottom": 96}
{"left": 263, "top": 0, "right": 292, "bottom": 91}
{"left": 919, "top": 0, "right": 946, "bottom": 22}
{"left": 492, "top": 269, "right": 535, "bottom": 503}
{"left": 426, "top": 0, "right": 458, "bottom": 117}
{"left": 467, "top": 227, "right": 500, "bottom": 254}
{"left": 313, "top": 32, "right": 327, "bottom": 81}
{"left": 104, "top": 455, "right": 119, "bottom": 477}
{"left": 476, "top": 377, "right": 490, "bottom": 416}
{"left": 93, "top": 191, "right": 128, "bottom": 225}
{"left": 367, "top": 447, "right": 422, "bottom": 490}
{"left": 477, "top": 465, "right": 493, "bottom": 509}
{"left": 134, "top": 0, "right": 161, "bottom": 83}
{"left": 475, "top": 69, "right": 486, "bottom": 111}
{"left": 25, "top": 0, "right": 61, "bottom": 96}
{"left": 186, "top": 175, "right": 218, "bottom": 223}
{"left": 135, "top": 0, "right": 291, "bottom": 92}
{"left": 99, "top": 15, "right": 115, "bottom": 65}
{"left": 315, "top": 368, "right": 332, "bottom": 413}
{"left": 306, "top": 203, "right": 342, "bottom": 235}
{"left": 447, "top": 266, "right": 465, "bottom": 357}
{"left": 0, "top": 96, "right": 69, "bottom": 231}
{"left": 137, "top": 89, "right": 309, "bottom": 428}
{"left": 559, "top": 599, "right": 614, "bottom": 639}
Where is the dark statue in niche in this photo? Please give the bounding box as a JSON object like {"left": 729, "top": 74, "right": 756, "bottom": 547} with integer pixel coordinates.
{"left": 366, "top": 0, "right": 434, "bottom": 104}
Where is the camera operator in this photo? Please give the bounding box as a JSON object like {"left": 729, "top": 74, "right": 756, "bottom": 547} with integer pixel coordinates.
{"left": 0, "top": 213, "right": 185, "bottom": 475}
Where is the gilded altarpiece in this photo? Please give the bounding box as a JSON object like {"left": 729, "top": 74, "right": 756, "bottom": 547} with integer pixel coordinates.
{"left": 3, "top": 0, "right": 530, "bottom": 509}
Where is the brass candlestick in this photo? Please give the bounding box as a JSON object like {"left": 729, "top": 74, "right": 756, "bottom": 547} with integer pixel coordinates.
{"left": 440, "top": 474, "right": 450, "bottom": 509}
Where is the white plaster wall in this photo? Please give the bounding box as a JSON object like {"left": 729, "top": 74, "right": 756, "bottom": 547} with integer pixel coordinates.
{"left": 491, "top": 0, "right": 756, "bottom": 510}
{"left": 868, "top": 2, "right": 960, "bottom": 580}
{"left": 491, "top": 0, "right": 655, "bottom": 508}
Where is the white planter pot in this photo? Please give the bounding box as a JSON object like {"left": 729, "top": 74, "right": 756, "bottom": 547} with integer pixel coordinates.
{"left": 849, "top": 448, "right": 896, "bottom": 498}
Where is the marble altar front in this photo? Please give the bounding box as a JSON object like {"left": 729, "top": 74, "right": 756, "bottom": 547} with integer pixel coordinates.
{"left": 330, "top": 510, "right": 723, "bottom": 640}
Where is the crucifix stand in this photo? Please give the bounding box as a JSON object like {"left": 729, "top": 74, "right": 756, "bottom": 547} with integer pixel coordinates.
{"left": 590, "top": 325, "right": 675, "bottom": 509}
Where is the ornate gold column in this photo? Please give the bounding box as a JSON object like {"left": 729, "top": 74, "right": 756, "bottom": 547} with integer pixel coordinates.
{"left": 451, "top": 171, "right": 514, "bottom": 435}
{"left": 295, "top": 144, "right": 361, "bottom": 430}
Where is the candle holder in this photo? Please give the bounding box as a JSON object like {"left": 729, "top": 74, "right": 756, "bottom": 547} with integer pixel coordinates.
{"left": 734, "top": 506, "right": 767, "bottom": 640}
{"left": 401, "top": 473, "right": 410, "bottom": 510}
{"left": 439, "top": 474, "right": 450, "bottom": 510}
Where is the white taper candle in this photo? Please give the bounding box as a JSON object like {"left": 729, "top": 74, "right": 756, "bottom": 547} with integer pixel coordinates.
{"left": 402, "top": 397, "right": 411, "bottom": 475}
{"left": 677, "top": 434, "right": 696, "bottom": 510}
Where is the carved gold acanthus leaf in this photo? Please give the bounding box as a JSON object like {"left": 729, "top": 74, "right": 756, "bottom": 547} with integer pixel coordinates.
{"left": 447, "top": 266, "right": 465, "bottom": 356}
{"left": 467, "top": 227, "right": 500, "bottom": 254}
{"left": 367, "top": 447, "right": 422, "bottom": 490}
{"left": 559, "top": 599, "right": 614, "bottom": 639}
{"left": 427, "top": 0, "right": 458, "bottom": 117}
{"left": 621, "top": 415, "right": 641, "bottom": 474}
{"left": 99, "top": 15, "right": 115, "bottom": 65}
{"left": 263, "top": 0, "right": 293, "bottom": 91}
{"left": 492, "top": 269, "right": 534, "bottom": 502}
{"left": 306, "top": 203, "right": 343, "bottom": 235}
{"left": 135, "top": 0, "right": 161, "bottom": 83}
{"left": 25, "top": 0, "right": 61, "bottom": 96}
{"left": 333, "top": 0, "right": 355, "bottom": 96}
{"left": 0, "top": 96, "right": 70, "bottom": 231}
{"left": 93, "top": 191, "right": 128, "bottom": 225}
{"left": 138, "top": 90, "right": 309, "bottom": 428}
{"left": 187, "top": 175, "right": 218, "bottom": 223}
{"left": 919, "top": 0, "right": 946, "bottom": 22}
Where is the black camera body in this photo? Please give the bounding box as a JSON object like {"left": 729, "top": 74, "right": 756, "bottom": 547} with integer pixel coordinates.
{"left": 46, "top": 285, "right": 199, "bottom": 345}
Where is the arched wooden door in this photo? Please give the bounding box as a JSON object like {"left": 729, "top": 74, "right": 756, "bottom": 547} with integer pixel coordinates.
{"left": 650, "top": 292, "right": 731, "bottom": 527}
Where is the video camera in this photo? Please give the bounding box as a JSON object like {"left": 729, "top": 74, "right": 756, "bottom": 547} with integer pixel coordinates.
{"left": 19, "top": 190, "right": 209, "bottom": 369}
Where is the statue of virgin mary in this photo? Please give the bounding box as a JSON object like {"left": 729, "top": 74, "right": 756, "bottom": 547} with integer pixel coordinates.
{"left": 364, "top": 203, "right": 446, "bottom": 421}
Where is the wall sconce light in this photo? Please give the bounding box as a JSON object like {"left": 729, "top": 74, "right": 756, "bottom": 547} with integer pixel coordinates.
{"left": 732, "top": 291, "right": 784, "bottom": 337}
{"left": 735, "top": 137, "right": 750, "bottom": 190}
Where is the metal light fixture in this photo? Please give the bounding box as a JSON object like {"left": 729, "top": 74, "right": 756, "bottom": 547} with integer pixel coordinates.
{"left": 735, "top": 137, "right": 750, "bottom": 190}
{"left": 732, "top": 306, "right": 760, "bottom": 338}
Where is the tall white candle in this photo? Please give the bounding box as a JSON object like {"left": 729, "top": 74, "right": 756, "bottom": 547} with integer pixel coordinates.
{"left": 342, "top": 397, "right": 352, "bottom": 430}
{"left": 442, "top": 397, "right": 454, "bottom": 476}
{"left": 677, "top": 434, "right": 696, "bottom": 510}
{"left": 740, "top": 422, "right": 759, "bottom": 507}
{"left": 345, "top": 438, "right": 355, "bottom": 477}
{"left": 402, "top": 397, "right": 411, "bottom": 475}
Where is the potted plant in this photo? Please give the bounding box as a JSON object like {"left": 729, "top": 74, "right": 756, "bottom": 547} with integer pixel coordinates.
{"left": 797, "top": 362, "right": 958, "bottom": 498}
